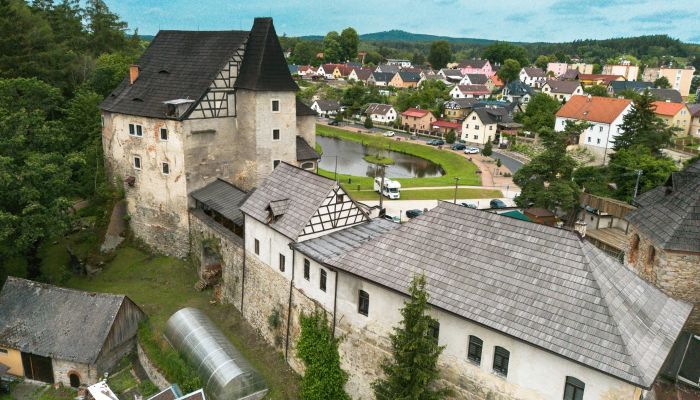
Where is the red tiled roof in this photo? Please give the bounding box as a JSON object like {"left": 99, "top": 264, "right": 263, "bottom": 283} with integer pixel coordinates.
{"left": 556, "top": 95, "right": 631, "bottom": 124}
{"left": 652, "top": 101, "right": 685, "bottom": 116}
{"left": 578, "top": 74, "right": 624, "bottom": 84}
{"left": 401, "top": 108, "right": 432, "bottom": 118}
{"left": 490, "top": 75, "right": 504, "bottom": 87}
{"left": 432, "top": 120, "right": 461, "bottom": 129}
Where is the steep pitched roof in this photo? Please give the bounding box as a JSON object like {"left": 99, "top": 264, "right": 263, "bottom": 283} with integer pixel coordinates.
{"left": 100, "top": 30, "right": 249, "bottom": 119}
{"left": 559, "top": 69, "right": 580, "bottom": 80}
{"left": 522, "top": 67, "right": 546, "bottom": 78}
{"left": 296, "top": 136, "right": 321, "bottom": 161}
{"left": 645, "top": 88, "right": 683, "bottom": 103}
{"left": 312, "top": 99, "right": 340, "bottom": 112}
{"left": 370, "top": 72, "right": 394, "bottom": 83}
{"left": 239, "top": 163, "right": 338, "bottom": 240}
{"left": 323, "top": 202, "right": 691, "bottom": 387}
{"left": 652, "top": 101, "right": 685, "bottom": 116}
{"left": 458, "top": 59, "right": 488, "bottom": 69}
{"left": 456, "top": 84, "right": 491, "bottom": 95}
{"left": 235, "top": 18, "right": 298, "bottom": 92}
{"left": 464, "top": 74, "right": 488, "bottom": 84}
{"left": 504, "top": 80, "right": 533, "bottom": 96}
{"left": 364, "top": 103, "right": 395, "bottom": 116}
{"left": 0, "top": 278, "right": 144, "bottom": 364}
{"left": 627, "top": 160, "right": 700, "bottom": 252}
{"left": 397, "top": 71, "right": 421, "bottom": 82}
{"left": 190, "top": 179, "right": 249, "bottom": 226}
{"left": 544, "top": 79, "right": 582, "bottom": 94}
{"left": 295, "top": 99, "right": 316, "bottom": 116}
{"left": 471, "top": 107, "right": 512, "bottom": 125}
{"left": 688, "top": 103, "right": 700, "bottom": 117}
{"left": 401, "top": 108, "right": 432, "bottom": 118}
{"left": 376, "top": 64, "right": 400, "bottom": 74}
{"left": 556, "top": 95, "right": 631, "bottom": 124}
{"left": 439, "top": 68, "right": 463, "bottom": 77}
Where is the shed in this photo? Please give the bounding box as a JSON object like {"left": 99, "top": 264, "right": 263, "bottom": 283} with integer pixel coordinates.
{"left": 164, "top": 308, "right": 267, "bottom": 400}
{"left": 524, "top": 208, "right": 556, "bottom": 226}
{"left": 0, "top": 277, "right": 145, "bottom": 387}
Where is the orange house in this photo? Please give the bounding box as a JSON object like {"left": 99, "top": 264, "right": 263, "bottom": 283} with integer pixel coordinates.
{"left": 401, "top": 108, "right": 436, "bottom": 134}
{"left": 652, "top": 101, "right": 691, "bottom": 135}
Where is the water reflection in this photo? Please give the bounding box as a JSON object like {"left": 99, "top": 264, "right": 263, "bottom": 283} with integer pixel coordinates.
{"left": 317, "top": 136, "right": 445, "bottom": 179}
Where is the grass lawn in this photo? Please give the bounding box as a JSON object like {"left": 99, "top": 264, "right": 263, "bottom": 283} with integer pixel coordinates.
{"left": 55, "top": 241, "right": 300, "bottom": 399}
{"left": 347, "top": 188, "right": 502, "bottom": 201}
{"left": 316, "top": 125, "right": 481, "bottom": 189}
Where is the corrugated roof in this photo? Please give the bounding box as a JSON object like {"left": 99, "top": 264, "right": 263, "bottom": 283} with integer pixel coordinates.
{"left": 296, "top": 136, "right": 321, "bottom": 161}
{"left": 0, "top": 278, "right": 143, "bottom": 364}
{"left": 325, "top": 202, "right": 691, "bottom": 387}
{"left": 556, "top": 95, "right": 631, "bottom": 124}
{"left": 190, "top": 179, "right": 249, "bottom": 226}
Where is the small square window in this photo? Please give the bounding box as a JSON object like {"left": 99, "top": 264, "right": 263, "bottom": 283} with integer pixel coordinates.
{"left": 272, "top": 129, "right": 280, "bottom": 140}
{"left": 162, "top": 162, "right": 169, "bottom": 175}
{"left": 303, "top": 259, "right": 310, "bottom": 280}
{"left": 254, "top": 239, "right": 260, "bottom": 255}
{"left": 279, "top": 253, "right": 286, "bottom": 272}
{"left": 473, "top": 135, "right": 478, "bottom": 139}
{"left": 587, "top": 137, "right": 591, "bottom": 143}
{"left": 273, "top": 160, "right": 281, "bottom": 169}
{"left": 475, "top": 125, "right": 480, "bottom": 130}
{"left": 320, "top": 269, "right": 327, "bottom": 292}
{"left": 599, "top": 126, "right": 603, "bottom": 132}
{"left": 160, "top": 128, "right": 168, "bottom": 141}
{"left": 133, "top": 156, "right": 141, "bottom": 170}
{"left": 272, "top": 100, "right": 280, "bottom": 112}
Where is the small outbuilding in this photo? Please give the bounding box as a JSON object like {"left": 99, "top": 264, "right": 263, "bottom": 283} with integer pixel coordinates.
{"left": 0, "top": 277, "right": 145, "bottom": 387}
{"left": 524, "top": 207, "right": 557, "bottom": 226}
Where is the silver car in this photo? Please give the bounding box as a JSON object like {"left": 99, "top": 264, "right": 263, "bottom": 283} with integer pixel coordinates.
{"left": 464, "top": 147, "right": 480, "bottom": 154}
{"left": 383, "top": 131, "right": 395, "bottom": 137}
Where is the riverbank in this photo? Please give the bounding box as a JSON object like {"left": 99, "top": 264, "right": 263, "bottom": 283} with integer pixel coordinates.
{"left": 316, "top": 124, "right": 481, "bottom": 189}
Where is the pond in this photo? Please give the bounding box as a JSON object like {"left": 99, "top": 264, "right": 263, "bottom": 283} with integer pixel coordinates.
{"left": 317, "top": 136, "right": 445, "bottom": 179}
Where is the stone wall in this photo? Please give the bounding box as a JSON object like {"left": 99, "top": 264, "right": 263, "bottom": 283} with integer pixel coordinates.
{"left": 626, "top": 227, "right": 700, "bottom": 333}
{"left": 52, "top": 359, "right": 96, "bottom": 387}
{"left": 137, "top": 343, "right": 170, "bottom": 390}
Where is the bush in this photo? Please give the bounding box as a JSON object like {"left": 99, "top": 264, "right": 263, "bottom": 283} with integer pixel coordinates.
{"left": 445, "top": 129, "right": 456, "bottom": 144}
{"left": 482, "top": 142, "right": 493, "bottom": 157}
{"left": 364, "top": 116, "right": 373, "bottom": 129}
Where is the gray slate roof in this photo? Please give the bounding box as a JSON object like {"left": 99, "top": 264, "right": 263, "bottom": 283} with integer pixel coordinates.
{"left": 397, "top": 71, "right": 421, "bottom": 82}
{"left": 376, "top": 64, "right": 400, "bottom": 74}
{"left": 293, "top": 219, "right": 398, "bottom": 263}
{"left": 322, "top": 202, "right": 691, "bottom": 387}
{"left": 296, "top": 136, "right": 321, "bottom": 161}
{"left": 313, "top": 99, "right": 340, "bottom": 112}
{"left": 465, "top": 74, "right": 488, "bottom": 84}
{"left": 643, "top": 88, "right": 683, "bottom": 103}
{"left": 364, "top": 103, "right": 395, "bottom": 116}
{"left": 544, "top": 79, "right": 582, "bottom": 94}
{"left": 608, "top": 81, "right": 653, "bottom": 94}
{"left": 688, "top": 103, "right": 700, "bottom": 117}
{"left": 370, "top": 72, "right": 395, "bottom": 83}
{"left": 472, "top": 107, "right": 513, "bottom": 125}
{"left": 239, "top": 162, "right": 337, "bottom": 240}
{"left": 444, "top": 98, "right": 479, "bottom": 109}
{"left": 190, "top": 179, "right": 249, "bottom": 226}
{"left": 0, "top": 277, "right": 140, "bottom": 364}
{"left": 627, "top": 159, "right": 700, "bottom": 252}
{"left": 296, "top": 99, "right": 317, "bottom": 117}
{"left": 523, "top": 67, "right": 546, "bottom": 78}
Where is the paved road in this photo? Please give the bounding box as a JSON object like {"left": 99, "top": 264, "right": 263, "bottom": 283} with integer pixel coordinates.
{"left": 491, "top": 150, "right": 524, "bottom": 173}
{"left": 363, "top": 197, "right": 517, "bottom": 222}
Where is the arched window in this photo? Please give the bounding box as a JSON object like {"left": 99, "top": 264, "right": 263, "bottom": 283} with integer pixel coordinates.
{"left": 68, "top": 372, "right": 80, "bottom": 388}
{"left": 467, "top": 335, "right": 483, "bottom": 365}
{"left": 493, "top": 346, "right": 509, "bottom": 377}
{"left": 301, "top": 161, "right": 315, "bottom": 170}
{"left": 563, "top": 376, "right": 585, "bottom": 400}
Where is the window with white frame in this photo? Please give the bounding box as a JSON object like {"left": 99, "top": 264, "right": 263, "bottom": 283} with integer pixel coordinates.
{"left": 160, "top": 127, "right": 168, "bottom": 140}
{"left": 133, "top": 156, "right": 141, "bottom": 169}
{"left": 162, "top": 162, "right": 169, "bottom": 175}
{"left": 129, "top": 123, "right": 143, "bottom": 137}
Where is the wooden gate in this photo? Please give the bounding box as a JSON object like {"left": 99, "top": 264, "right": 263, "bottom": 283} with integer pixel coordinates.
{"left": 20, "top": 353, "right": 54, "bottom": 383}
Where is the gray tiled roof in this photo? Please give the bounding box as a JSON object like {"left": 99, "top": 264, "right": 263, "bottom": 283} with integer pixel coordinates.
{"left": 313, "top": 99, "right": 340, "bottom": 112}
{"left": 296, "top": 136, "right": 321, "bottom": 161}
{"left": 642, "top": 88, "right": 683, "bottom": 103}
{"left": 397, "top": 71, "right": 421, "bottom": 82}
{"left": 296, "top": 99, "right": 317, "bottom": 116}
{"left": 370, "top": 72, "right": 395, "bottom": 83}
{"left": 0, "top": 277, "right": 142, "bottom": 364}
{"left": 364, "top": 103, "right": 395, "bottom": 116}
{"left": 239, "top": 162, "right": 337, "bottom": 240}
{"left": 465, "top": 74, "right": 488, "bottom": 84}
{"left": 324, "top": 202, "right": 691, "bottom": 387}
{"left": 626, "top": 160, "right": 700, "bottom": 252}
{"left": 190, "top": 179, "right": 249, "bottom": 226}
{"left": 523, "top": 67, "right": 546, "bottom": 78}
{"left": 544, "top": 79, "right": 582, "bottom": 94}
{"left": 293, "top": 219, "right": 398, "bottom": 263}
{"left": 472, "top": 107, "right": 513, "bottom": 125}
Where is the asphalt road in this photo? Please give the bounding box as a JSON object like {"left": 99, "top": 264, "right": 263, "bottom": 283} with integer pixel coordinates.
{"left": 491, "top": 151, "right": 524, "bottom": 174}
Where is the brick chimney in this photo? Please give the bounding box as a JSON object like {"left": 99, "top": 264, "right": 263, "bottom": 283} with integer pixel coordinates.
{"left": 129, "top": 65, "right": 140, "bottom": 85}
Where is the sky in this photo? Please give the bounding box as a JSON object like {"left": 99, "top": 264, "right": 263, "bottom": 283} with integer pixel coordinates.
{"left": 104, "top": 0, "right": 700, "bottom": 44}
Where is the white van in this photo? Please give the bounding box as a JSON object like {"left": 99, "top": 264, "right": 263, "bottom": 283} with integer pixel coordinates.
{"left": 374, "top": 177, "right": 401, "bottom": 199}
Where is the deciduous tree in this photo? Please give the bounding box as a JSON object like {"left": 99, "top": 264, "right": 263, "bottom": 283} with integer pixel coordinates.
{"left": 482, "top": 42, "right": 529, "bottom": 66}
{"left": 497, "top": 59, "right": 521, "bottom": 84}
{"left": 339, "top": 28, "right": 359, "bottom": 62}
{"left": 653, "top": 76, "right": 671, "bottom": 88}
{"left": 428, "top": 41, "right": 451, "bottom": 69}
{"left": 513, "top": 93, "right": 561, "bottom": 133}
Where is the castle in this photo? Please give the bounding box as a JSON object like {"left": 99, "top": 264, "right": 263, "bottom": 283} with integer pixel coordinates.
{"left": 101, "top": 18, "right": 699, "bottom": 399}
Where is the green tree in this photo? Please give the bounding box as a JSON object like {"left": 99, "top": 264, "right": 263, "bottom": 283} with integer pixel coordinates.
{"left": 513, "top": 93, "right": 561, "bottom": 133}
{"left": 395, "top": 80, "right": 450, "bottom": 115}
{"left": 513, "top": 123, "right": 584, "bottom": 212}
{"left": 428, "top": 41, "right": 451, "bottom": 69}
{"left": 323, "top": 31, "right": 342, "bottom": 63}
{"left": 372, "top": 275, "right": 449, "bottom": 400}
{"left": 85, "top": 0, "right": 128, "bottom": 55}
{"left": 89, "top": 52, "right": 135, "bottom": 96}
{"left": 653, "top": 76, "right": 671, "bottom": 88}
{"left": 482, "top": 42, "right": 529, "bottom": 66}
{"left": 608, "top": 145, "right": 676, "bottom": 202}
{"left": 291, "top": 41, "right": 320, "bottom": 66}
{"left": 613, "top": 90, "right": 676, "bottom": 154}
{"left": 339, "top": 28, "right": 359, "bottom": 62}
{"left": 364, "top": 116, "right": 374, "bottom": 129}
{"left": 497, "top": 59, "right": 521, "bottom": 84}
{"left": 445, "top": 129, "right": 456, "bottom": 144}
{"left": 482, "top": 141, "right": 493, "bottom": 156}
{"left": 572, "top": 166, "right": 613, "bottom": 197}
{"left": 583, "top": 85, "right": 609, "bottom": 97}
{"left": 297, "top": 310, "right": 349, "bottom": 400}
{"left": 534, "top": 55, "right": 550, "bottom": 70}
{"left": 411, "top": 52, "right": 425, "bottom": 66}
{"left": 364, "top": 51, "right": 383, "bottom": 66}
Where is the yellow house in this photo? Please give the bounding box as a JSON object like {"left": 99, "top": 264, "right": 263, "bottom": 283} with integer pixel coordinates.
{"left": 652, "top": 101, "right": 691, "bottom": 135}
{"left": 689, "top": 104, "right": 700, "bottom": 138}
{"left": 0, "top": 347, "right": 23, "bottom": 376}
{"left": 389, "top": 71, "right": 421, "bottom": 89}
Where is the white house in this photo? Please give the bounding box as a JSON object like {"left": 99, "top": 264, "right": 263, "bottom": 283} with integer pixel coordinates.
{"left": 367, "top": 72, "right": 394, "bottom": 86}
{"left": 449, "top": 84, "right": 491, "bottom": 99}
{"left": 519, "top": 67, "right": 547, "bottom": 88}
{"left": 364, "top": 103, "right": 397, "bottom": 124}
{"left": 461, "top": 107, "right": 511, "bottom": 145}
{"left": 438, "top": 68, "right": 464, "bottom": 83}
{"left": 386, "top": 59, "right": 412, "bottom": 68}
{"left": 555, "top": 95, "right": 632, "bottom": 154}
{"left": 458, "top": 73, "right": 489, "bottom": 86}
{"left": 541, "top": 80, "right": 584, "bottom": 103}
{"left": 310, "top": 99, "right": 340, "bottom": 117}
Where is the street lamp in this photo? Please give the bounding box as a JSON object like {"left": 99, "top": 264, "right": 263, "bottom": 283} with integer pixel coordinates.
{"left": 453, "top": 177, "right": 461, "bottom": 204}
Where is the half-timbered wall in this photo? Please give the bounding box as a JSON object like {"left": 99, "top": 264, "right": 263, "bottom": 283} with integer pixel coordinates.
{"left": 189, "top": 44, "right": 245, "bottom": 119}
{"left": 300, "top": 187, "right": 368, "bottom": 239}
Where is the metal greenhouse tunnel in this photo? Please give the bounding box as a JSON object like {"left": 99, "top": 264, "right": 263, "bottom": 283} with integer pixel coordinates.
{"left": 164, "top": 308, "right": 268, "bottom": 400}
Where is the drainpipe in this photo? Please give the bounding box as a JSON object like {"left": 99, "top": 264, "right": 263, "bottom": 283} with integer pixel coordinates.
{"left": 284, "top": 248, "right": 296, "bottom": 361}
{"left": 332, "top": 269, "right": 339, "bottom": 335}
{"left": 240, "top": 244, "right": 246, "bottom": 313}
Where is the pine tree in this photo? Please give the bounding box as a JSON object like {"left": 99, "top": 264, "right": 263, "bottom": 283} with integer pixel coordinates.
{"left": 373, "top": 275, "right": 449, "bottom": 400}
{"left": 482, "top": 141, "right": 493, "bottom": 156}
{"left": 364, "top": 116, "right": 374, "bottom": 129}
{"left": 613, "top": 89, "right": 676, "bottom": 154}
{"left": 444, "top": 129, "right": 456, "bottom": 144}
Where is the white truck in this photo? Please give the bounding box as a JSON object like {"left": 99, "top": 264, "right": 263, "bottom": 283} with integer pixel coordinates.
{"left": 374, "top": 177, "right": 401, "bottom": 199}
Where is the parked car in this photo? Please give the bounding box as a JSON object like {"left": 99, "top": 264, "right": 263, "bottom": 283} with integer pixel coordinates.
{"left": 406, "top": 209, "right": 423, "bottom": 219}
{"left": 328, "top": 120, "right": 339, "bottom": 126}
{"left": 383, "top": 131, "right": 395, "bottom": 137}
{"left": 451, "top": 143, "right": 466, "bottom": 150}
{"left": 464, "top": 147, "right": 480, "bottom": 154}
{"left": 427, "top": 139, "right": 445, "bottom": 146}
{"left": 460, "top": 202, "right": 477, "bottom": 209}
{"left": 382, "top": 214, "right": 401, "bottom": 223}
{"left": 490, "top": 199, "right": 507, "bottom": 209}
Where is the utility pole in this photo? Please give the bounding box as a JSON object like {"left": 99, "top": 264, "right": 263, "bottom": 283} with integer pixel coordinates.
{"left": 334, "top": 156, "right": 338, "bottom": 182}
{"left": 453, "top": 177, "right": 460, "bottom": 204}
{"left": 379, "top": 164, "right": 387, "bottom": 212}
{"left": 633, "top": 169, "right": 643, "bottom": 201}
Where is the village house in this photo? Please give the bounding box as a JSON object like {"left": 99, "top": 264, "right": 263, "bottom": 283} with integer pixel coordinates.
{"left": 642, "top": 66, "right": 696, "bottom": 97}
{"left": 652, "top": 101, "right": 691, "bottom": 135}
{"left": 297, "top": 65, "right": 316, "bottom": 77}
{"left": 646, "top": 88, "right": 684, "bottom": 103}
{"left": 559, "top": 69, "right": 580, "bottom": 80}
{"left": 99, "top": 18, "right": 319, "bottom": 257}
{"left": 364, "top": 103, "right": 397, "bottom": 124}
{"left": 367, "top": 71, "right": 394, "bottom": 86}
{"left": 388, "top": 71, "right": 421, "bottom": 88}
{"left": 461, "top": 106, "right": 513, "bottom": 145}
{"left": 578, "top": 74, "right": 625, "bottom": 86}
{"left": 519, "top": 67, "right": 547, "bottom": 88}
{"left": 547, "top": 62, "right": 569, "bottom": 77}
{"left": 555, "top": 95, "right": 632, "bottom": 159}
{"left": 310, "top": 99, "right": 341, "bottom": 117}
{"left": 347, "top": 67, "right": 372, "bottom": 83}
{"left": 458, "top": 73, "right": 488, "bottom": 86}
{"left": 437, "top": 68, "right": 464, "bottom": 83}
{"left": 386, "top": 58, "right": 411, "bottom": 68}
{"left": 449, "top": 84, "right": 491, "bottom": 99}
{"left": 400, "top": 107, "right": 436, "bottom": 134}
{"left": 540, "top": 80, "right": 584, "bottom": 102}
{"left": 502, "top": 80, "right": 534, "bottom": 108}
{"left": 602, "top": 64, "right": 639, "bottom": 81}
{"left": 689, "top": 104, "right": 700, "bottom": 137}
{"left": 431, "top": 119, "right": 461, "bottom": 137}
{"left": 488, "top": 74, "right": 505, "bottom": 90}
{"left": 0, "top": 278, "right": 145, "bottom": 387}
{"left": 607, "top": 81, "right": 653, "bottom": 96}
{"left": 374, "top": 64, "right": 400, "bottom": 75}
{"left": 316, "top": 63, "right": 341, "bottom": 79}
{"left": 457, "top": 59, "right": 494, "bottom": 76}
{"left": 443, "top": 98, "right": 479, "bottom": 121}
